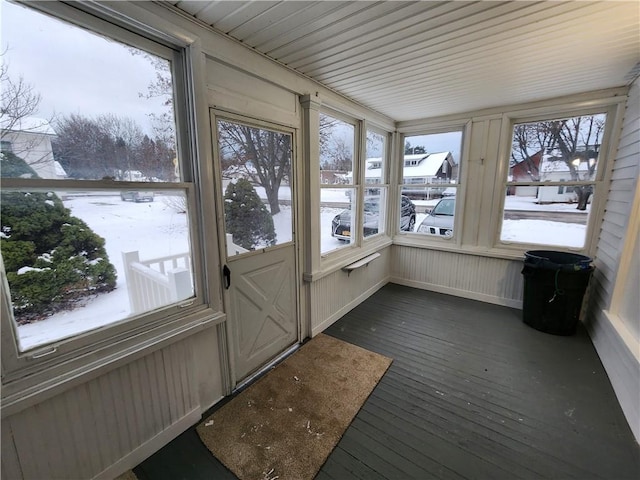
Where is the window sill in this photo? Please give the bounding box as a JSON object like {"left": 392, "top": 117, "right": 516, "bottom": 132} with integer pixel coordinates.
{"left": 1, "top": 309, "right": 226, "bottom": 417}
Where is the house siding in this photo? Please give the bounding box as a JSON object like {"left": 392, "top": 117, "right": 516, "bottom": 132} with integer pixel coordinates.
{"left": 587, "top": 77, "right": 640, "bottom": 442}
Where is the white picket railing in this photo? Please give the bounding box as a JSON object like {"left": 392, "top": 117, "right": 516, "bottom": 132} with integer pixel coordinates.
{"left": 122, "top": 235, "right": 248, "bottom": 314}
{"left": 122, "top": 251, "right": 193, "bottom": 314}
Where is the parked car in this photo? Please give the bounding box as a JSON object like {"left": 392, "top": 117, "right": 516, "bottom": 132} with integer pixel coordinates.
{"left": 331, "top": 195, "right": 416, "bottom": 241}
{"left": 417, "top": 197, "right": 455, "bottom": 237}
{"left": 120, "top": 190, "right": 154, "bottom": 202}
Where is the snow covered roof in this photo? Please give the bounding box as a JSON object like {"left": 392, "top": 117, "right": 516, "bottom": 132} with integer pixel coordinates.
{"left": 404, "top": 152, "right": 451, "bottom": 176}
{"left": 54, "top": 161, "right": 67, "bottom": 177}
{"left": 0, "top": 116, "right": 56, "bottom": 135}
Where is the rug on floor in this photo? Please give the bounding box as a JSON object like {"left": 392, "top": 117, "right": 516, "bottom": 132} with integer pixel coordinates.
{"left": 197, "top": 333, "right": 392, "bottom": 480}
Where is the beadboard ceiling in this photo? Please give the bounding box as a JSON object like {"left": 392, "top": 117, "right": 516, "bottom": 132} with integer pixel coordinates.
{"left": 166, "top": 1, "right": 640, "bottom": 122}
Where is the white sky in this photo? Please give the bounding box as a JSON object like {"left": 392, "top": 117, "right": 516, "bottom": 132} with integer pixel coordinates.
{"left": 1, "top": 0, "right": 167, "bottom": 134}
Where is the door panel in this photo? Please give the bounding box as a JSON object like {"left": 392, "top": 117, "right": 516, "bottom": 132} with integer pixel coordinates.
{"left": 229, "top": 246, "right": 297, "bottom": 380}
{"left": 214, "top": 114, "right": 298, "bottom": 384}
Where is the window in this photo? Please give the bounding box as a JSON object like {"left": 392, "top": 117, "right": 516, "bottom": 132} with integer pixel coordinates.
{"left": 216, "top": 118, "right": 293, "bottom": 254}
{"left": 0, "top": 2, "right": 200, "bottom": 357}
{"left": 1, "top": 140, "right": 12, "bottom": 152}
{"left": 401, "top": 131, "right": 463, "bottom": 237}
{"left": 500, "top": 113, "right": 606, "bottom": 249}
{"left": 319, "top": 112, "right": 356, "bottom": 255}
{"left": 363, "top": 129, "right": 388, "bottom": 239}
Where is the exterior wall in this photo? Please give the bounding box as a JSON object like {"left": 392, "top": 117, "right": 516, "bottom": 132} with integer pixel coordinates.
{"left": 586, "top": 77, "right": 640, "bottom": 442}
{"left": 2, "top": 131, "right": 57, "bottom": 179}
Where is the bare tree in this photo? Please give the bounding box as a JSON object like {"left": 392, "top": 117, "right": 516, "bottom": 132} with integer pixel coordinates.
{"left": 0, "top": 54, "right": 56, "bottom": 169}
{"left": 511, "top": 114, "right": 605, "bottom": 210}
{"left": 323, "top": 136, "right": 353, "bottom": 171}
{"left": 218, "top": 121, "right": 290, "bottom": 215}
{"left": 53, "top": 113, "right": 175, "bottom": 181}
{"left": 128, "top": 47, "right": 176, "bottom": 150}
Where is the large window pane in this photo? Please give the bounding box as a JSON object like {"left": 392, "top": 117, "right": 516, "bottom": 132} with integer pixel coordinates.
{"left": 0, "top": 1, "right": 193, "bottom": 353}
{"left": 501, "top": 113, "right": 605, "bottom": 247}
{"left": 509, "top": 114, "right": 605, "bottom": 183}
{"left": 403, "top": 131, "right": 461, "bottom": 236}
{"left": 322, "top": 188, "right": 355, "bottom": 254}
{"left": 2, "top": 189, "right": 195, "bottom": 351}
{"left": 500, "top": 186, "right": 590, "bottom": 248}
{"left": 320, "top": 112, "right": 355, "bottom": 255}
{"left": 363, "top": 188, "right": 386, "bottom": 239}
{"left": 217, "top": 120, "right": 293, "bottom": 255}
{"left": 365, "top": 130, "right": 386, "bottom": 185}
{"left": 402, "top": 131, "right": 462, "bottom": 193}
{"left": 319, "top": 113, "right": 354, "bottom": 180}
{"left": 0, "top": 1, "right": 179, "bottom": 182}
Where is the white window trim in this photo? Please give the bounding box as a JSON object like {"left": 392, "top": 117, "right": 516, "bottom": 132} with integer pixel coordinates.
{"left": 0, "top": 1, "right": 223, "bottom": 404}
{"left": 491, "top": 102, "right": 625, "bottom": 256}
{"left": 394, "top": 123, "right": 470, "bottom": 247}
{"left": 362, "top": 124, "right": 391, "bottom": 243}
{"left": 318, "top": 108, "right": 361, "bottom": 261}
{"left": 393, "top": 91, "right": 627, "bottom": 259}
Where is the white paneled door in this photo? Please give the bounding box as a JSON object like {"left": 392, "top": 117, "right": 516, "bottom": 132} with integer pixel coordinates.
{"left": 214, "top": 115, "right": 298, "bottom": 385}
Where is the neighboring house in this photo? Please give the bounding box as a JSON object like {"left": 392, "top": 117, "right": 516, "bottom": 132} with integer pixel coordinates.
{"left": 320, "top": 169, "right": 349, "bottom": 184}
{"left": 510, "top": 150, "right": 543, "bottom": 197}
{"left": 537, "top": 152, "right": 594, "bottom": 203}
{"left": 354, "top": 152, "right": 455, "bottom": 186}
{"left": 401, "top": 152, "right": 454, "bottom": 184}
{"left": 402, "top": 152, "right": 455, "bottom": 198}
{"left": 0, "top": 116, "right": 58, "bottom": 180}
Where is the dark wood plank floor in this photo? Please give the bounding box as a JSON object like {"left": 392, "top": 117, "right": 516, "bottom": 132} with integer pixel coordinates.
{"left": 135, "top": 284, "right": 639, "bottom": 480}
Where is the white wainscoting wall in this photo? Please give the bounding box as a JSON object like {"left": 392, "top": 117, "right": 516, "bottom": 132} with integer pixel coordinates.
{"left": 391, "top": 247, "right": 524, "bottom": 308}
{"left": 1, "top": 330, "right": 224, "bottom": 480}
{"left": 310, "top": 247, "right": 391, "bottom": 336}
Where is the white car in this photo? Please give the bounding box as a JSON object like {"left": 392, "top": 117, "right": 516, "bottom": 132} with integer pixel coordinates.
{"left": 418, "top": 197, "right": 455, "bottom": 237}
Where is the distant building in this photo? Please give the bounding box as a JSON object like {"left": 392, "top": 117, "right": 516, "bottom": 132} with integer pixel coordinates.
{"left": 0, "top": 117, "right": 63, "bottom": 179}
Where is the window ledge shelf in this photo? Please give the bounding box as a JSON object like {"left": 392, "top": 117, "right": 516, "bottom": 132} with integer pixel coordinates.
{"left": 342, "top": 252, "right": 381, "bottom": 274}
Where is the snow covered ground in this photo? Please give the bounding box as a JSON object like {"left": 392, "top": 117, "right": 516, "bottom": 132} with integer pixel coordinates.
{"left": 14, "top": 190, "right": 588, "bottom": 350}
{"left": 17, "top": 192, "right": 191, "bottom": 350}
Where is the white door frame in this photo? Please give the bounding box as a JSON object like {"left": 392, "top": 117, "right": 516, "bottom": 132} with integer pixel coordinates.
{"left": 210, "top": 108, "right": 302, "bottom": 390}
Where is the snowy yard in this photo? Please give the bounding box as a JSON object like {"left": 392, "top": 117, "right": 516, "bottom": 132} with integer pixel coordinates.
{"left": 15, "top": 190, "right": 587, "bottom": 350}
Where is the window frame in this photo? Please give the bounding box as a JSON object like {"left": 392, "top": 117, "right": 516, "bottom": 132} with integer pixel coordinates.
{"left": 362, "top": 125, "right": 391, "bottom": 243}
{"left": 494, "top": 103, "right": 621, "bottom": 254}
{"left": 318, "top": 107, "right": 361, "bottom": 259}
{"left": 0, "top": 1, "right": 221, "bottom": 390}
{"left": 396, "top": 125, "right": 468, "bottom": 244}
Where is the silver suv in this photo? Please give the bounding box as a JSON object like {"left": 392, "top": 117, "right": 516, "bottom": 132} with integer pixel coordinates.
{"left": 417, "top": 197, "right": 455, "bottom": 237}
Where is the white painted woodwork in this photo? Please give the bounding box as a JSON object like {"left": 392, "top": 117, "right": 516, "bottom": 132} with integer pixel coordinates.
{"left": 391, "top": 247, "right": 524, "bottom": 309}
{"left": 122, "top": 251, "right": 193, "bottom": 314}
{"left": 227, "top": 245, "right": 298, "bottom": 383}
{"left": 169, "top": 1, "right": 639, "bottom": 122}
{"left": 2, "top": 340, "right": 202, "bottom": 480}
{"left": 588, "top": 78, "right": 640, "bottom": 442}
{"left": 205, "top": 59, "right": 299, "bottom": 126}
{"left": 311, "top": 247, "right": 391, "bottom": 336}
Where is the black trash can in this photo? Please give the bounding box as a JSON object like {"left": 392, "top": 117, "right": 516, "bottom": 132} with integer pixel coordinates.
{"left": 521, "top": 250, "right": 594, "bottom": 335}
